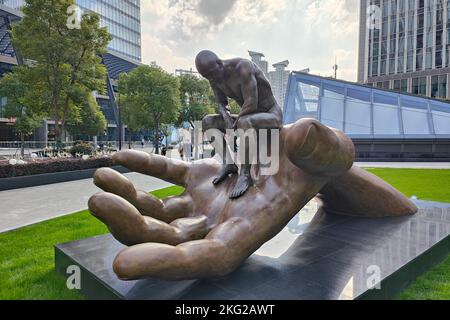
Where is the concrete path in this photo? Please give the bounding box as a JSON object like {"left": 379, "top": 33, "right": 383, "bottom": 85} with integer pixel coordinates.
{"left": 0, "top": 172, "right": 171, "bottom": 234}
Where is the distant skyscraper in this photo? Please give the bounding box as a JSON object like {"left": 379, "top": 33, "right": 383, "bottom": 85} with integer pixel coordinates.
{"left": 269, "top": 60, "right": 290, "bottom": 108}
{"left": 249, "top": 51, "right": 291, "bottom": 109}
{"left": 249, "top": 51, "right": 269, "bottom": 76}
{"left": 358, "top": 0, "right": 449, "bottom": 99}
{"left": 1, "top": 0, "right": 141, "bottom": 61}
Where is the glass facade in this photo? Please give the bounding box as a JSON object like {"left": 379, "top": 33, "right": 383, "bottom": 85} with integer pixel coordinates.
{"left": 363, "top": 0, "right": 450, "bottom": 99}
{"left": 284, "top": 72, "right": 450, "bottom": 137}
{"left": 1, "top": 0, "right": 141, "bottom": 61}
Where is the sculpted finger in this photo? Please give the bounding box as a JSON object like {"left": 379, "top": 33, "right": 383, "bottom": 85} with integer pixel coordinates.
{"left": 93, "top": 168, "right": 137, "bottom": 203}
{"left": 112, "top": 218, "right": 254, "bottom": 281}
{"left": 93, "top": 168, "right": 191, "bottom": 222}
{"left": 285, "top": 118, "right": 354, "bottom": 177}
{"left": 113, "top": 150, "right": 190, "bottom": 186}
{"left": 88, "top": 192, "right": 208, "bottom": 246}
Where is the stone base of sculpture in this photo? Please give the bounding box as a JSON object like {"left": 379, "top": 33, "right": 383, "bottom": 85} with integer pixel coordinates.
{"left": 55, "top": 200, "right": 450, "bottom": 300}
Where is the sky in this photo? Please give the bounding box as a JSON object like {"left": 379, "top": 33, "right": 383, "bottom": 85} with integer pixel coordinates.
{"left": 140, "top": 0, "right": 361, "bottom": 82}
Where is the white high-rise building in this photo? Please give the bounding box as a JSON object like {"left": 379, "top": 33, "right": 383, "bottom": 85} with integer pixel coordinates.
{"left": 248, "top": 51, "right": 269, "bottom": 76}
{"left": 248, "top": 51, "right": 291, "bottom": 109}
{"left": 269, "top": 60, "right": 290, "bottom": 108}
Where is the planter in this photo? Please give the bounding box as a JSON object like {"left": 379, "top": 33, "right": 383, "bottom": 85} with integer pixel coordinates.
{"left": 0, "top": 166, "right": 130, "bottom": 191}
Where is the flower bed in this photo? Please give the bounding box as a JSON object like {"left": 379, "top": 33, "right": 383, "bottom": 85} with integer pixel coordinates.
{"left": 0, "top": 156, "right": 113, "bottom": 179}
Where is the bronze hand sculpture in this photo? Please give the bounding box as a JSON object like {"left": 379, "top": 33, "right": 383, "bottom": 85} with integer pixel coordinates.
{"left": 88, "top": 118, "right": 417, "bottom": 281}
{"left": 196, "top": 50, "right": 283, "bottom": 199}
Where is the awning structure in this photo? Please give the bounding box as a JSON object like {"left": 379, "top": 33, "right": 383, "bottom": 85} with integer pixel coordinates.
{"left": 283, "top": 72, "right": 450, "bottom": 139}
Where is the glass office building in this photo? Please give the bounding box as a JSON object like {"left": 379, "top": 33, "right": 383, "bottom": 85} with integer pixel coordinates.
{"left": 358, "top": 0, "right": 450, "bottom": 99}
{"left": 0, "top": 2, "right": 140, "bottom": 142}
{"left": 284, "top": 72, "right": 450, "bottom": 160}
{"left": 1, "top": 0, "right": 141, "bottom": 61}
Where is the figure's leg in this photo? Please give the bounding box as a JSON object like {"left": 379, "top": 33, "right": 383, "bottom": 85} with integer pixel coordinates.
{"left": 202, "top": 114, "right": 238, "bottom": 185}
{"left": 230, "top": 108, "right": 283, "bottom": 199}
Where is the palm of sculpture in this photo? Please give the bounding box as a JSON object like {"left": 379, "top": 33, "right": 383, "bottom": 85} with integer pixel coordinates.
{"left": 88, "top": 118, "right": 417, "bottom": 281}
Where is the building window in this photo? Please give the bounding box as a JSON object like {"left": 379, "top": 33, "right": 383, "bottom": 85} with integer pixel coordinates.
{"left": 430, "top": 75, "right": 447, "bottom": 99}
{"left": 382, "top": 81, "right": 390, "bottom": 89}
{"left": 412, "top": 77, "right": 427, "bottom": 95}
{"left": 401, "top": 79, "right": 408, "bottom": 92}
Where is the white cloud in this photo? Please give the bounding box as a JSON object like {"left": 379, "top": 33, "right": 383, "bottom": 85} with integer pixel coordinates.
{"left": 141, "top": 0, "right": 288, "bottom": 41}
{"left": 141, "top": 34, "right": 192, "bottom": 73}
{"left": 305, "top": 0, "right": 359, "bottom": 36}
{"left": 140, "top": 0, "right": 360, "bottom": 81}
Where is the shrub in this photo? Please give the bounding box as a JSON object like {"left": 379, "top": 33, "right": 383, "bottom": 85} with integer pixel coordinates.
{"left": 0, "top": 156, "right": 113, "bottom": 179}
{"left": 69, "top": 142, "right": 94, "bottom": 157}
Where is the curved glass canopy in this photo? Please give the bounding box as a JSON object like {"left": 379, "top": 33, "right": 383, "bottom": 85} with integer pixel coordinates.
{"left": 283, "top": 72, "right": 450, "bottom": 139}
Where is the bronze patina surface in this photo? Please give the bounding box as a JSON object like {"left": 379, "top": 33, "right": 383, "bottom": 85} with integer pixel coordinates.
{"left": 88, "top": 117, "right": 417, "bottom": 281}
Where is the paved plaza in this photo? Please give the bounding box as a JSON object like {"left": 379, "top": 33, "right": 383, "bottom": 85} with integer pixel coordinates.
{"left": 0, "top": 172, "right": 171, "bottom": 233}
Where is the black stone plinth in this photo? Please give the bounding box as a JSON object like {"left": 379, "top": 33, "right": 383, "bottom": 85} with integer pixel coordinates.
{"left": 55, "top": 200, "right": 450, "bottom": 300}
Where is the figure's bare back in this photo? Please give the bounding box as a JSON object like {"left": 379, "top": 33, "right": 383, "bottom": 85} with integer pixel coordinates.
{"left": 216, "top": 58, "right": 276, "bottom": 112}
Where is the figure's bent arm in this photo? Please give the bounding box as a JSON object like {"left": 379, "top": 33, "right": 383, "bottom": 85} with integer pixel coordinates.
{"left": 238, "top": 61, "right": 259, "bottom": 118}
{"left": 211, "top": 83, "right": 233, "bottom": 129}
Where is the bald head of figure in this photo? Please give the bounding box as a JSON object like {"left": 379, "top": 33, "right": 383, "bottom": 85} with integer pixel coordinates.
{"left": 195, "top": 50, "right": 224, "bottom": 82}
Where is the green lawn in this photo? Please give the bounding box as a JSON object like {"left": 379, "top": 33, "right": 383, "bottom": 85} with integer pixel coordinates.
{"left": 364, "top": 168, "right": 450, "bottom": 300}
{"left": 0, "top": 186, "right": 184, "bottom": 300}
{"left": 365, "top": 168, "right": 450, "bottom": 203}
{"left": 0, "top": 169, "right": 449, "bottom": 300}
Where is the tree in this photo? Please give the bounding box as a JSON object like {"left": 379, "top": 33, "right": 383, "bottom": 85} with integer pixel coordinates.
{"left": 66, "top": 93, "right": 107, "bottom": 138}
{"left": 118, "top": 65, "right": 181, "bottom": 154}
{"left": 177, "top": 74, "right": 214, "bottom": 128}
{"left": 0, "top": 66, "right": 46, "bottom": 157}
{"left": 10, "top": 0, "right": 112, "bottom": 142}
{"left": 161, "top": 123, "right": 171, "bottom": 149}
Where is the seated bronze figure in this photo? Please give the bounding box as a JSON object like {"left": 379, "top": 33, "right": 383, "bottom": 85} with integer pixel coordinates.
{"left": 88, "top": 52, "right": 417, "bottom": 281}
{"left": 196, "top": 50, "right": 283, "bottom": 199}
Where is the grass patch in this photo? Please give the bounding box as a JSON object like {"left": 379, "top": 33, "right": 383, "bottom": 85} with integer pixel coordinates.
{"left": 0, "top": 186, "right": 184, "bottom": 300}
{"left": 397, "top": 255, "right": 450, "bottom": 300}
{"left": 365, "top": 168, "right": 450, "bottom": 203}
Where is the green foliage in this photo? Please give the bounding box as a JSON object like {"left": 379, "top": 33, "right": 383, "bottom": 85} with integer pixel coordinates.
{"left": 228, "top": 99, "right": 241, "bottom": 115}
{"left": 10, "top": 0, "right": 112, "bottom": 140}
{"left": 0, "top": 186, "right": 184, "bottom": 300}
{"left": 119, "top": 65, "right": 181, "bottom": 152}
{"left": 0, "top": 67, "right": 45, "bottom": 137}
{"left": 66, "top": 93, "right": 107, "bottom": 137}
{"left": 69, "top": 141, "right": 94, "bottom": 157}
{"left": 177, "top": 74, "right": 215, "bottom": 128}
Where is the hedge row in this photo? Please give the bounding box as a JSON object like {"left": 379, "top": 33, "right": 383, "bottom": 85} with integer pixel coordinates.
{"left": 0, "top": 157, "right": 113, "bottom": 179}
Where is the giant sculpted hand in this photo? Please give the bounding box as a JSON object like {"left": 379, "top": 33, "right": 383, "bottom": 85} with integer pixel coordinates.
{"left": 88, "top": 119, "right": 417, "bottom": 281}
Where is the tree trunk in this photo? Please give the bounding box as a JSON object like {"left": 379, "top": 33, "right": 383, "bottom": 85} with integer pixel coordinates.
{"left": 128, "top": 131, "right": 132, "bottom": 149}
{"left": 155, "top": 122, "right": 160, "bottom": 154}
{"left": 20, "top": 132, "right": 25, "bottom": 158}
